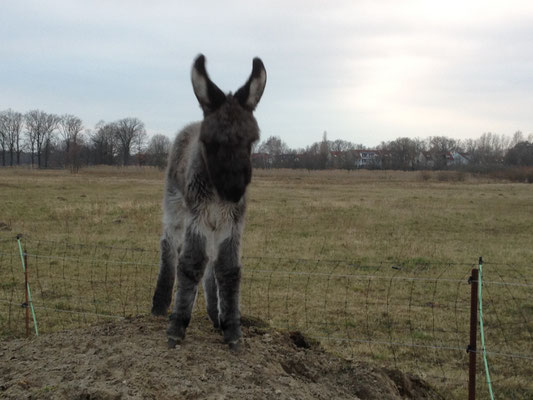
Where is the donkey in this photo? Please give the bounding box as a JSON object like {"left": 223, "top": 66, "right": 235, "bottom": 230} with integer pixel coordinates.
{"left": 151, "top": 54, "right": 267, "bottom": 351}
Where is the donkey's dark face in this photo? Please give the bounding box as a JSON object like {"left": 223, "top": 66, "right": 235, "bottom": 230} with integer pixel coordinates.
{"left": 200, "top": 96, "right": 259, "bottom": 202}
{"left": 191, "top": 55, "right": 266, "bottom": 203}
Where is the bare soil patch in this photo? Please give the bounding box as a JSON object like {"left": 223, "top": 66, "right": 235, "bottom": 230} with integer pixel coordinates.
{"left": 0, "top": 315, "right": 443, "bottom": 400}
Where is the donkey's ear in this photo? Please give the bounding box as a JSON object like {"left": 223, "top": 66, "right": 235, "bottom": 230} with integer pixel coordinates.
{"left": 191, "top": 54, "right": 226, "bottom": 114}
{"left": 234, "top": 58, "right": 267, "bottom": 111}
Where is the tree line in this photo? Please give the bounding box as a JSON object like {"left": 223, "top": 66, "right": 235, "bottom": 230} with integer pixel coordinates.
{"left": 254, "top": 131, "right": 533, "bottom": 170}
{"left": 0, "top": 109, "right": 170, "bottom": 171}
{"left": 1, "top": 108, "right": 532, "bottom": 172}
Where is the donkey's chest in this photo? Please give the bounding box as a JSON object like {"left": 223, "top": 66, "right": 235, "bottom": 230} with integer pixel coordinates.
{"left": 196, "top": 201, "right": 236, "bottom": 233}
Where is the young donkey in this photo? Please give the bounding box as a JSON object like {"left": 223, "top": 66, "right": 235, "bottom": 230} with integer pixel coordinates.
{"left": 151, "top": 54, "right": 267, "bottom": 350}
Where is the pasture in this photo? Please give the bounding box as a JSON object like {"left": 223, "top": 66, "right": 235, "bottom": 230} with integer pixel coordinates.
{"left": 1, "top": 167, "right": 532, "bottom": 262}
{"left": 1, "top": 167, "right": 532, "bottom": 398}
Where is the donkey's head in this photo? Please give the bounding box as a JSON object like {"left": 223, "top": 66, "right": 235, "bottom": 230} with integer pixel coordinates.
{"left": 191, "top": 54, "right": 267, "bottom": 203}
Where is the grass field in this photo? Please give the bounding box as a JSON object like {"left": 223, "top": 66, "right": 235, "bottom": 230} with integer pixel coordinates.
{"left": 1, "top": 166, "right": 532, "bottom": 263}
{"left": 1, "top": 166, "right": 532, "bottom": 398}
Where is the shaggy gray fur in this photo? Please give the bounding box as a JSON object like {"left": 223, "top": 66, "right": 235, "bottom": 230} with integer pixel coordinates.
{"left": 152, "top": 54, "right": 266, "bottom": 350}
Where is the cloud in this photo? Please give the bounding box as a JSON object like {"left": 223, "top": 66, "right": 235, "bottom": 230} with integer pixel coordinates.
{"left": 1, "top": 0, "right": 533, "bottom": 148}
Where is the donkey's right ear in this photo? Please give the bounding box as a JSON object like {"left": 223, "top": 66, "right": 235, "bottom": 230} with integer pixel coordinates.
{"left": 191, "top": 54, "right": 226, "bottom": 114}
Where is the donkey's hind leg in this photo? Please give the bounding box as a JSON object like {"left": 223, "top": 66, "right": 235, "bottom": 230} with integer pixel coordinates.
{"left": 202, "top": 262, "right": 220, "bottom": 329}
{"left": 167, "top": 227, "right": 207, "bottom": 348}
{"left": 151, "top": 236, "right": 177, "bottom": 316}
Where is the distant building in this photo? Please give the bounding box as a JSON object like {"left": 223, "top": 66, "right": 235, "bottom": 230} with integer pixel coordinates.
{"left": 252, "top": 152, "right": 272, "bottom": 168}
{"left": 351, "top": 150, "right": 383, "bottom": 169}
{"left": 449, "top": 151, "right": 470, "bottom": 166}
{"left": 417, "top": 151, "right": 470, "bottom": 169}
{"left": 252, "top": 152, "right": 300, "bottom": 168}
{"left": 416, "top": 151, "right": 435, "bottom": 168}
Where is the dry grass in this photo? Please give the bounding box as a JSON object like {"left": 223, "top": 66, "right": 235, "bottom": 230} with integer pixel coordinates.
{"left": 1, "top": 166, "right": 531, "bottom": 264}
{"left": 248, "top": 168, "right": 533, "bottom": 264}
{"left": 1, "top": 166, "right": 532, "bottom": 399}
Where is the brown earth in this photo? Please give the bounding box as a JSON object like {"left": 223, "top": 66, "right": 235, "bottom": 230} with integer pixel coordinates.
{"left": 0, "top": 315, "right": 444, "bottom": 400}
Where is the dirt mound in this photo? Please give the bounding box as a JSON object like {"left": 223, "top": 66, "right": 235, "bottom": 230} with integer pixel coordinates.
{"left": 0, "top": 315, "right": 443, "bottom": 400}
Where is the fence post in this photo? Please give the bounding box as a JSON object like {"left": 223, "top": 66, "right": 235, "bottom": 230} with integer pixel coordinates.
{"left": 17, "top": 234, "right": 39, "bottom": 336}
{"left": 24, "top": 251, "right": 29, "bottom": 337}
{"left": 478, "top": 256, "right": 495, "bottom": 400}
{"left": 468, "top": 267, "right": 479, "bottom": 400}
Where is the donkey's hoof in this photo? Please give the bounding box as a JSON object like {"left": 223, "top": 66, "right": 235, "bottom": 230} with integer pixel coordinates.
{"left": 151, "top": 300, "right": 170, "bottom": 316}
{"left": 207, "top": 318, "right": 220, "bottom": 332}
{"left": 228, "top": 340, "right": 242, "bottom": 353}
{"left": 151, "top": 307, "right": 168, "bottom": 317}
{"left": 222, "top": 323, "right": 242, "bottom": 346}
{"left": 167, "top": 336, "right": 183, "bottom": 349}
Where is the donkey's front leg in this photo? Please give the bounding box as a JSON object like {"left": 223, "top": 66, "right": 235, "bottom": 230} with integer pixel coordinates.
{"left": 151, "top": 236, "right": 177, "bottom": 316}
{"left": 214, "top": 235, "right": 243, "bottom": 351}
{"left": 167, "top": 227, "right": 207, "bottom": 348}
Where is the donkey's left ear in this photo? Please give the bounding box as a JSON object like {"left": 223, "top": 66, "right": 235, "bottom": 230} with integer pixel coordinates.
{"left": 235, "top": 58, "right": 267, "bottom": 111}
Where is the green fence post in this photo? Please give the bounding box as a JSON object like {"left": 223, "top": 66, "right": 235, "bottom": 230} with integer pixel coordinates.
{"left": 16, "top": 234, "right": 39, "bottom": 336}
{"left": 478, "top": 256, "right": 494, "bottom": 399}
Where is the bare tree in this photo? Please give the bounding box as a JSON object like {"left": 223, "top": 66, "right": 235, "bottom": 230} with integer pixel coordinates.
{"left": 24, "top": 110, "right": 60, "bottom": 168}
{"left": 468, "top": 132, "right": 509, "bottom": 166}
{"left": 257, "top": 135, "right": 289, "bottom": 156}
{"left": 11, "top": 111, "right": 23, "bottom": 165}
{"left": 428, "top": 136, "right": 457, "bottom": 153}
{"left": 91, "top": 121, "right": 118, "bottom": 165}
{"left": 510, "top": 131, "right": 524, "bottom": 148}
{"left": 58, "top": 114, "right": 84, "bottom": 172}
{"left": 114, "top": 117, "right": 146, "bottom": 166}
{"left": 0, "top": 116, "right": 5, "bottom": 166}
{"left": 133, "top": 127, "right": 148, "bottom": 166}
{"left": 330, "top": 139, "right": 359, "bottom": 152}
{"left": 301, "top": 142, "right": 322, "bottom": 170}
{"left": 380, "top": 137, "right": 421, "bottom": 170}
{"left": 427, "top": 136, "right": 458, "bottom": 169}
{"left": 505, "top": 140, "right": 533, "bottom": 166}
{"left": 256, "top": 135, "right": 290, "bottom": 168}
{"left": 0, "top": 109, "right": 22, "bottom": 166}
{"left": 319, "top": 131, "right": 329, "bottom": 169}
{"left": 147, "top": 134, "right": 171, "bottom": 169}
{"left": 24, "top": 121, "right": 37, "bottom": 167}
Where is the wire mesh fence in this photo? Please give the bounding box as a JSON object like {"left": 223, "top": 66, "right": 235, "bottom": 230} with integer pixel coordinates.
{"left": 1, "top": 234, "right": 532, "bottom": 399}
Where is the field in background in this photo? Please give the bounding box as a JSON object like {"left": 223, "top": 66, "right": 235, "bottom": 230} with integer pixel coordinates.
{"left": 1, "top": 166, "right": 532, "bottom": 398}
{"left": 1, "top": 166, "right": 532, "bottom": 263}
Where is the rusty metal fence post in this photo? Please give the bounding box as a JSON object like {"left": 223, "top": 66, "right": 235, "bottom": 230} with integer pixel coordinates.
{"left": 468, "top": 267, "right": 479, "bottom": 400}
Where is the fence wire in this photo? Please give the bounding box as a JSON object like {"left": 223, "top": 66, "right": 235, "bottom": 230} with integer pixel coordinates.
{"left": 0, "top": 236, "right": 532, "bottom": 399}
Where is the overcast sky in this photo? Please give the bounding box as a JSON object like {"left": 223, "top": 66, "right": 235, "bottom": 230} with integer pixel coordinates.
{"left": 1, "top": 0, "right": 533, "bottom": 149}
